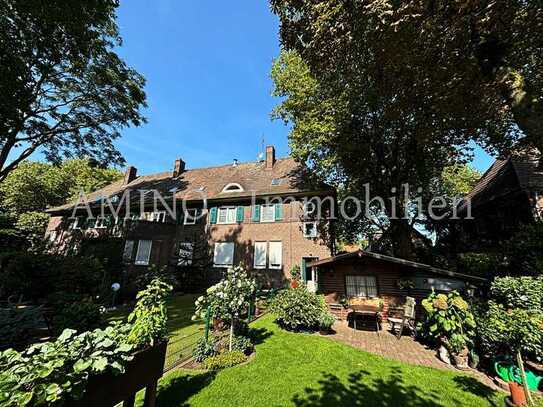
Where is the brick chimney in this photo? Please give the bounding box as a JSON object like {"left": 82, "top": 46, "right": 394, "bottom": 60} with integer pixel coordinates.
{"left": 173, "top": 158, "right": 186, "bottom": 177}
{"left": 265, "top": 145, "right": 275, "bottom": 170}
{"left": 123, "top": 166, "right": 137, "bottom": 185}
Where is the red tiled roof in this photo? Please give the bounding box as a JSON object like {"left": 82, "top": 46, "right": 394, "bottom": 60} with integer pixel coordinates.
{"left": 47, "top": 157, "right": 332, "bottom": 213}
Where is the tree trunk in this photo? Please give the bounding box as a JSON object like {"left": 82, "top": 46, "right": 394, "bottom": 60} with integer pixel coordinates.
{"left": 389, "top": 219, "right": 415, "bottom": 260}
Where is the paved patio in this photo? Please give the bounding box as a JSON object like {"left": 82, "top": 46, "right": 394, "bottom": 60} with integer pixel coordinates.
{"left": 330, "top": 319, "right": 452, "bottom": 370}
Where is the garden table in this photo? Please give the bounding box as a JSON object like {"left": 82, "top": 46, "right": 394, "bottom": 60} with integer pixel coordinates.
{"left": 349, "top": 304, "right": 381, "bottom": 334}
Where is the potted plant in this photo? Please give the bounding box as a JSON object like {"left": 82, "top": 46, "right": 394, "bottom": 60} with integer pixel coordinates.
{"left": 318, "top": 313, "right": 336, "bottom": 335}
{"left": 447, "top": 334, "right": 470, "bottom": 370}
{"left": 290, "top": 264, "right": 301, "bottom": 288}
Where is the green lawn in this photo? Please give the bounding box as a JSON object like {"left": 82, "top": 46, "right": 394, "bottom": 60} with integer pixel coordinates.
{"left": 108, "top": 294, "right": 204, "bottom": 368}
{"left": 137, "top": 314, "right": 506, "bottom": 407}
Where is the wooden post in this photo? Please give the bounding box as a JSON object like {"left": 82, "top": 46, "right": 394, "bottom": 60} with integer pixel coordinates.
{"left": 143, "top": 381, "right": 158, "bottom": 407}
{"left": 517, "top": 350, "right": 534, "bottom": 405}
{"left": 204, "top": 306, "right": 211, "bottom": 343}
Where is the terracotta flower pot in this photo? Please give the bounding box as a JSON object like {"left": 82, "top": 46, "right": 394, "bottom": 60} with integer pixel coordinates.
{"left": 290, "top": 280, "right": 299, "bottom": 289}
{"left": 509, "top": 381, "right": 527, "bottom": 406}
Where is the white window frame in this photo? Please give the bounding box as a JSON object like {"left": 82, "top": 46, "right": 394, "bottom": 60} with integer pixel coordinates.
{"left": 183, "top": 209, "right": 199, "bottom": 225}
{"left": 345, "top": 275, "right": 378, "bottom": 298}
{"left": 178, "top": 242, "right": 194, "bottom": 266}
{"left": 135, "top": 240, "right": 152, "bottom": 266}
{"left": 151, "top": 211, "right": 167, "bottom": 223}
{"left": 260, "top": 204, "right": 275, "bottom": 223}
{"left": 217, "top": 206, "right": 236, "bottom": 224}
{"left": 123, "top": 240, "right": 135, "bottom": 262}
{"left": 253, "top": 241, "right": 267, "bottom": 269}
{"left": 268, "top": 241, "right": 282, "bottom": 269}
{"left": 71, "top": 216, "right": 85, "bottom": 230}
{"left": 222, "top": 183, "right": 244, "bottom": 193}
{"left": 213, "top": 242, "right": 235, "bottom": 267}
{"left": 303, "top": 222, "right": 318, "bottom": 238}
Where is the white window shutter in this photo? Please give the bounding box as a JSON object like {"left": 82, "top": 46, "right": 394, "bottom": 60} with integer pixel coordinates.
{"left": 254, "top": 242, "right": 267, "bottom": 269}
{"left": 269, "top": 241, "right": 282, "bottom": 269}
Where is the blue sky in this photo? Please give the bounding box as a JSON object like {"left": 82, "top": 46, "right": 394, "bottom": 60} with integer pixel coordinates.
{"left": 14, "top": 0, "right": 496, "bottom": 175}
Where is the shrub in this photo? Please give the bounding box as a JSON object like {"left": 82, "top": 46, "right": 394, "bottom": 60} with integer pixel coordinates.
{"left": 457, "top": 252, "right": 502, "bottom": 279}
{"left": 51, "top": 301, "right": 105, "bottom": 335}
{"left": 203, "top": 351, "right": 247, "bottom": 370}
{"left": 0, "top": 305, "right": 43, "bottom": 348}
{"left": 490, "top": 276, "right": 543, "bottom": 312}
{"left": 477, "top": 301, "right": 543, "bottom": 362}
{"left": 503, "top": 222, "right": 543, "bottom": 276}
{"left": 230, "top": 335, "right": 254, "bottom": 355}
{"left": 318, "top": 312, "right": 336, "bottom": 331}
{"left": 127, "top": 278, "right": 173, "bottom": 347}
{"left": 193, "top": 336, "right": 219, "bottom": 362}
{"left": 270, "top": 287, "right": 327, "bottom": 331}
{"left": 418, "top": 291, "right": 476, "bottom": 352}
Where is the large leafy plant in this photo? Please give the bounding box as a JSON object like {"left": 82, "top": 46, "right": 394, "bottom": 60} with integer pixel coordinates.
{"left": 0, "top": 323, "right": 134, "bottom": 406}
{"left": 419, "top": 291, "right": 476, "bottom": 353}
{"left": 193, "top": 266, "right": 257, "bottom": 350}
{"left": 127, "top": 278, "right": 173, "bottom": 347}
{"left": 270, "top": 286, "right": 328, "bottom": 331}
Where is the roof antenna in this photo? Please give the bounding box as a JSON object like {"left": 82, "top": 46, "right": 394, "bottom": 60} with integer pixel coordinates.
{"left": 257, "top": 135, "right": 265, "bottom": 161}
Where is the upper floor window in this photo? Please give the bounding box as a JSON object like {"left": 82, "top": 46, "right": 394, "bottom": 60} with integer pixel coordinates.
{"left": 303, "top": 222, "right": 318, "bottom": 238}
{"left": 218, "top": 207, "right": 237, "bottom": 224}
{"left": 183, "top": 209, "right": 200, "bottom": 225}
{"left": 252, "top": 203, "right": 282, "bottom": 223}
{"left": 260, "top": 204, "right": 276, "bottom": 222}
{"left": 222, "top": 183, "right": 244, "bottom": 193}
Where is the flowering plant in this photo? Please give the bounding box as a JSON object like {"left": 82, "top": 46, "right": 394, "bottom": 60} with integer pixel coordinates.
{"left": 193, "top": 265, "right": 257, "bottom": 350}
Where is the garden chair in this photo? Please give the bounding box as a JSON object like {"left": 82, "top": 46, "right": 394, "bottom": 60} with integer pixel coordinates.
{"left": 388, "top": 296, "right": 416, "bottom": 339}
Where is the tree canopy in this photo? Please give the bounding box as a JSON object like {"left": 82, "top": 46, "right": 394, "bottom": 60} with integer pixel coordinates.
{"left": 269, "top": 0, "right": 541, "bottom": 258}
{"left": 0, "top": 0, "right": 147, "bottom": 181}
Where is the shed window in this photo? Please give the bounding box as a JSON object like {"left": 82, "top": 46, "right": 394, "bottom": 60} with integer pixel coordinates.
{"left": 346, "top": 275, "right": 377, "bottom": 298}
{"left": 214, "top": 242, "right": 234, "bottom": 267}
{"left": 135, "top": 240, "right": 152, "bottom": 265}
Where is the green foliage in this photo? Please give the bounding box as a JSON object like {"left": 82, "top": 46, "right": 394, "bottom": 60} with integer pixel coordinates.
{"left": 51, "top": 301, "right": 105, "bottom": 336}
{"left": 193, "top": 337, "right": 219, "bottom": 363}
{"left": 440, "top": 165, "right": 481, "bottom": 198}
{"left": 503, "top": 222, "right": 543, "bottom": 276}
{"left": 318, "top": 313, "right": 335, "bottom": 331}
{"left": 230, "top": 335, "right": 254, "bottom": 356}
{"left": 290, "top": 264, "right": 301, "bottom": 281}
{"left": 0, "top": 306, "right": 43, "bottom": 348}
{"left": 418, "top": 291, "right": 476, "bottom": 353}
{"left": 270, "top": 287, "right": 328, "bottom": 331}
{"left": 193, "top": 266, "right": 257, "bottom": 326}
{"left": 491, "top": 276, "right": 543, "bottom": 312}
{"left": 127, "top": 278, "right": 173, "bottom": 347}
{"left": 203, "top": 351, "right": 247, "bottom": 371}
{"left": 476, "top": 302, "right": 543, "bottom": 362}
{"left": 134, "top": 264, "right": 177, "bottom": 292}
{"left": 0, "top": 323, "right": 134, "bottom": 406}
{"left": 457, "top": 252, "right": 502, "bottom": 279}
{"left": 0, "top": 0, "right": 147, "bottom": 181}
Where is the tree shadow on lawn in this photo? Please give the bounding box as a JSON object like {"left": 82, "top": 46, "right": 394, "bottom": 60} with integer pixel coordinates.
{"left": 249, "top": 327, "right": 273, "bottom": 345}
{"left": 453, "top": 376, "right": 500, "bottom": 407}
{"left": 153, "top": 370, "right": 216, "bottom": 407}
{"left": 292, "top": 367, "right": 499, "bottom": 407}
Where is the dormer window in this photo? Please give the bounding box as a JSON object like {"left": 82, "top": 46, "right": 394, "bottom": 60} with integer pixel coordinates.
{"left": 222, "top": 183, "right": 244, "bottom": 193}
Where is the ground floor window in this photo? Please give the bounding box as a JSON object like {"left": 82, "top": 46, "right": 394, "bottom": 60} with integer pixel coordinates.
{"left": 345, "top": 275, "right": 378, "bottom": 298}
{"left": 178, "top": 242, "right": 194, "bottom": 266}
{"left": 269, "top": 241, "right": 282, "bottom": 269}
{"left": 214, "top": 242, "right": 234, "bottom": 267}
{"left": 123, "top": 240, "right": 135, "bottom": 262}
{"left": 254, "top": 241, "right": 267, "bottom": 269}
{"left": 135, "top": 240, "right": 152, "bottom": 265}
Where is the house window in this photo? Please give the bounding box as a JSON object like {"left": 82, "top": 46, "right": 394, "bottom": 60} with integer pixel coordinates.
{"left": 135, "top": 240, "right": 152, "bottom": 265}
{"left": 123, "top": 240, "right": 135, "bottom": 262}
{"left": 214, "top": 242, "right": 234, "bottom": 267}
{"left": 260, "top": 204, "right": 275, "bottom": 222}
{"left": 254, "top": 241, "right": 267, "bottom": 269}
{"left": 217, "top": 207, "right": 236, "bottom": 224}
{"left": 178, "top": 242, "right": 194, "bottom": 266}
{"left": 303, "top": 222, "right": 318, "bottom": 238}
{"left": 183, "top": 209, "right": 199, "bottom": 225}
{"left": 71, "top": 216, "right": 85, "bottom": 229}
{"left": 345, "top": 275, "right": 377, "bottom": 298}
{"left": 222, "top": 183, "right": 244, "bottom": 193}
{"left": 269, "top": 241, "right": 282, "bottom": 269}
{"left": 151, "top": 211, "right": 167, "bottom": 223}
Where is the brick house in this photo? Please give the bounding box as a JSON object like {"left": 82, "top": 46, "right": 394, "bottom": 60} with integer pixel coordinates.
{"left": 454, "top": 152, "right": 543, "bottom": 250}
{"left": 45, "top": 146, "right": 335, "bottom": 292}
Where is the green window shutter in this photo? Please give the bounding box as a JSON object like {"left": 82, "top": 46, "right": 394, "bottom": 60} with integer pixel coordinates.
{"left": 274, "top": 204, "right": 283, "bottom": 221}
{"left": 236, "top": 206, "right": 244, "bottom": 223}
{"left": 209, "top": 207, "right": 218, "bottom": 224}
{"left": 252, "top": 205, "right": 260, "bottom": 222}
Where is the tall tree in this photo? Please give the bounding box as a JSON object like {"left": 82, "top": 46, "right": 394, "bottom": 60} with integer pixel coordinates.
{"left": 0, "top": 0, "right": 147, "bottom": 181}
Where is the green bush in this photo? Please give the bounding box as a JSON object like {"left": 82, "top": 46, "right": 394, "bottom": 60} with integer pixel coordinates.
{"left": 318, "top": 312, "right": 335, "bottom": 331}
{"left": 230, "top": 335, "right": 254, "bottom": 355}
{"left": 490, "top": 276, "right": 543, "bottom": 312}
{"left": 0, "top": 306, "right": 43, "bottom": 348}
{"left": 193, "top": 337, "right": 219, "bottom": 363}
{"left": 476, "top": 301, "right": 543, "bottom": 362}
{"left": 270, "top": 287, "right": 328, "bottom": 331}
{"left": 203, "top": 351, "right": 247, "bottom": 370}
{"left": 503, "top": 222, "right": 543, "bottom": 276}
{"left": 457, "top": 252, "right": 501, "bottom": 279}
{"left": 51, "top": 301, "right": 105, "bottom": 335}
{"left": 418, "top": 291, "right": 476, "bottom": 353}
